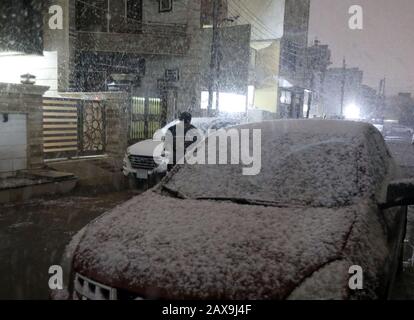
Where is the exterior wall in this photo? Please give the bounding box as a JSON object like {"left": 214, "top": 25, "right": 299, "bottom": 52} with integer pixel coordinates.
{"left": 253, "top": 40, "right": 281, "bottom": 113}
{"left": 279, "top": 0, "right": 310, "bottom": 87}
{"left": 0, "top": 0, "right": 69, "bottom": 96}
{"left": 72, "top": 0, "right": 190, "bottom": 56}
{"left": 254, "top": 86, "right": 278, "bottom": 113}
{"left": 0, "top": 0, "right": 44, "bottom": 55}
{"left": 0, "top": 52, "right": 58, "bottom": 97}
{"left": 200, "top": 25, "right": 251, "bottom": 94}
{"left": 132, "top": 0, "right": 204, "bottom": 119}
{"left": 44, "top": 0, "right": 71, "bottom": 93}
{"left": 105, "top": 94, "right": 130, "bottom": 159}
{"left": 304, "top": 41, "right": 332, "bottom": 118}
{"left": 0, "top": 114, "right": 27, "bottom": 178}
{"left": 174, "top": 0, "right": 203, "bottom": 116}
{"left": 68, "top": 0, "right": 202, "bottom": 116}
{"left": 278, "top": 0, "right": 310, "bottom": 118}
{"left": 132, "top": 54, "right": 191, "bottom": 120}
{"left": 225, "top": 0, "right": 311, "bottom": 116}
{"left": 0, "top": 83, "right": 49, "bottom": 175}
{"left": 227, "top": 0, "right": 285, "bottom": 41}
{"left": 142, "top": 0, "right": 189, "bottom": 24}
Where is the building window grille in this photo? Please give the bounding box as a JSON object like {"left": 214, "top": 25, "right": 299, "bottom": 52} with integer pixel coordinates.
{"left": 159, "top": 0, "right": 173, "bottom": 13}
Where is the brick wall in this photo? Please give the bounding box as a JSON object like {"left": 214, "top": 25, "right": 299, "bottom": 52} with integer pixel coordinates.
{"left": 104, "top": 93, "right": 130, "bottom": 160}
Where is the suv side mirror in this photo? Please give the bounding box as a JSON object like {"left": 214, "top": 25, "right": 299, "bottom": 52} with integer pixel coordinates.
{"left": 380, "top": 179, "right": 414, "bottom": 209}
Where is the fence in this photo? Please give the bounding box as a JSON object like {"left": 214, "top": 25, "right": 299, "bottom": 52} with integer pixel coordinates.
{"left": 129, "top": 96, "right": 165, "bottom": 142}
{"left": 43, "top": 97, "right": 106, "bottom": 159}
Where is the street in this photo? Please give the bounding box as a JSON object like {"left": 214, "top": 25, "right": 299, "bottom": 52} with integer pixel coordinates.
{"left": 0, "top": 190, "right": 138, "bottom": 299}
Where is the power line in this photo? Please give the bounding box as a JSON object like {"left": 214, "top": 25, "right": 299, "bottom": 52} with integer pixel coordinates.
{"left": 231, "top": 1, "right": 280, "bottom": 38}
{"left": 229, "top": 1, "right": 310, "bottom": 50}
{"left": 227, "top": 5, "right": 272, "bottom": 40}
{"left": 228, "top": 2, "right": 276, "bottom": 39}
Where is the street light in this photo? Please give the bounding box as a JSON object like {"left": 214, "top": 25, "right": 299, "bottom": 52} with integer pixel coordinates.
{"left": 344, "top": 103, "right": 361, "bottom": 120}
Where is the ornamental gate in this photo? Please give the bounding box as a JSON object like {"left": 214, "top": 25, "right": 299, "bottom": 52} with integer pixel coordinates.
{"left": 129, "top": 96, "right": 166, "bottom": 143}
{"left": 43, "top": 97, "right": 106, "bottom": 159}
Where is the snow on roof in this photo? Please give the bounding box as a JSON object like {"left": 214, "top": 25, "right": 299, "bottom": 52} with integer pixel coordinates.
{"left": 236, "top": 119, "right": 375, "bottom": 136}
{"left": 163, "top": 120, "right": 393, "bottom": 207}
{"left": 74, "top": 191, "right": 360, "bottom": 299}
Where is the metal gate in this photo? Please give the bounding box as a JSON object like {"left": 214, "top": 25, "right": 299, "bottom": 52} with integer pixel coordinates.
{"left": 129, "top": 96, "right": 165, "bottom": 143}
{"left": 43, "top": 98, "right": 106, "bottom": 159}
{"left": 79, "top": 100, "right": 106, "bottom": 155}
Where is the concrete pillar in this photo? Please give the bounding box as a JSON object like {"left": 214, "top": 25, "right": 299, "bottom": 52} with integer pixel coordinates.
{"left": 43, "top": 0, "right": 71, "bottom": 92}
{"left": 104, "top": 93, "right": 130, "bottom": 160}
{"left": 0, "top": 83, "right": 49, "bottom": 174}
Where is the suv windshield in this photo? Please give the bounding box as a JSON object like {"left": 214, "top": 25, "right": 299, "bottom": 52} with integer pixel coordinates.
{"left": 161, "top": 123, "right": 390, "bottom": 208}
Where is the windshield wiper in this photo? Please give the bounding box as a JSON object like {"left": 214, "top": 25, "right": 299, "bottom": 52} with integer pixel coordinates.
{"left": 195, "top": 197, "right": 291, "bottom": 208}
{"left": 160, "top": 185, "right": 188, "bottom": 199}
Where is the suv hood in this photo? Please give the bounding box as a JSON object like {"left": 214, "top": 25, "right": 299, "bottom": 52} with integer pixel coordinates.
{"left": 73, "top": 191, "right": 359, "bottom": 299}
{"left": 128, "top": 140, "right": 163, "bottom": 157}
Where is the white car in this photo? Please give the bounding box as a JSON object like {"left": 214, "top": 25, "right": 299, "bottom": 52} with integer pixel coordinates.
{"left": 122, "top": 117, "right": 241, "bottom": 182}
{"left": 384, "top": 124, "right": 414, "bottom": 142}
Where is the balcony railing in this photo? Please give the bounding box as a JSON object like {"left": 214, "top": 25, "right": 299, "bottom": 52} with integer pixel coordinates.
{"left": 76, "top": 20, "right": 190, "bottom": 56}
{"left": 76, "top": 5, "right": 187, "bottom": 36}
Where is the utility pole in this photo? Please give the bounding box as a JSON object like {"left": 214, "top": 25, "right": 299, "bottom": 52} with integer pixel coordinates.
{"left": 208, "top": 0, "right": 221, "bottom": 117}
{"left": 306, "top": 72, "right": 314, "bottom": 119}
{"left": 378, "top": 77, "right": 386, "bottom": 119}
{"left": 340, "top": 57, "right": 347, "bottom": 117}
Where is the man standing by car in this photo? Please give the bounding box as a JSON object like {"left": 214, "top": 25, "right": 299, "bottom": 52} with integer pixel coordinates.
{"left": 166, "top": 112, "right": 200, "bottom": 170}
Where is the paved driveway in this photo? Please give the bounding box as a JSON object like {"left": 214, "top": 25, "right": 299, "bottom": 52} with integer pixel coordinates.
{"left": 0, "top": 191, "right": 138, "bottom": 299}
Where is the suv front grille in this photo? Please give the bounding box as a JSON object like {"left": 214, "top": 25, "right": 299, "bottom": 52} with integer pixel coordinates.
{"left": 73, "top": 274, "right": 117, "bottom": 300}
{"left": 128, "top": 155, "right": 157, "bottom": 170}
{"left": 73, "top": 273, "right": 145, "bottom": 300}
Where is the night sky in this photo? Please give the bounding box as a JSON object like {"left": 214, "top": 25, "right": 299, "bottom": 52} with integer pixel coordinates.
{"left": 308, "top": 0, "right": 414, "bottom": 95}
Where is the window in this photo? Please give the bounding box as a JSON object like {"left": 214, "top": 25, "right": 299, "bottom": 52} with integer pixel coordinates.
{"left": 280, "top": 90, "right": 292, "bottom": 105}
{"left": 201, "top": 91, "right": 247, "bottom": 113}
{"left": 75, "top": 0, "right": 107, "bottom": 32}
{"left": 126, "top": 0, "right": 142, "bottom": 21}
{"left": 159, "top": 0, "right": 173, "bottom": 13}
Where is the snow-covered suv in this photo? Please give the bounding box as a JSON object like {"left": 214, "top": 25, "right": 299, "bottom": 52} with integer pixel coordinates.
{"left": 56, "top": 120, "right": 414, "bottom": 300}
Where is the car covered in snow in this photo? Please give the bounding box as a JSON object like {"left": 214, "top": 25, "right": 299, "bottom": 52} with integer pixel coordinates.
{"left": 383, "top": 123, "right": 414, "bottom": 142}
{"left": 122, "top": 117, "right": 241, "bottom": 182}
{"left": 55, "top": 120, "right": 414, "bottom": 300}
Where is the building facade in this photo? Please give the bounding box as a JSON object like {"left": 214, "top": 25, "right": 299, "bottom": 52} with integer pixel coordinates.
{"left": 277, "top": 0, "right": 311, "bottom": 118}
{"left": 0, "top": 0, "right": 311, "bottom": 126}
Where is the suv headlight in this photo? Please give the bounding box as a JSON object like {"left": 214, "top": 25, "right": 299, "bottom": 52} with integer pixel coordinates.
{"left": 50, "top": 226, "right": 88, "bottom": 300}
